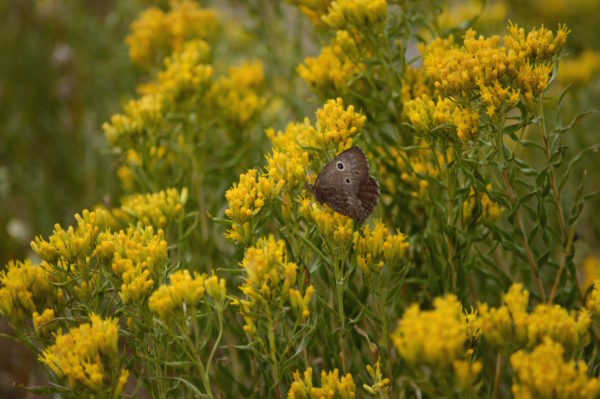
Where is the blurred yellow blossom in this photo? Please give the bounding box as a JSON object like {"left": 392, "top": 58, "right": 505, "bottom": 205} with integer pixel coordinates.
{"left": 586, "top": 280, "right": 600, "bottom": 316}
{"left": 352, "top": 220, "right": 409, "bottom": 276}
{"left": 0, "top": 259, "right": 54, "bottom": 325}
{"left": 322, "top": 0, "right": 387, "bottom": 31}
{"left": 557, "top": 50, "right": 600, "bottom": 85}
{"left": 301, "top": 199, "right": 355, "bottom": 248}
{"left": 391, "top": 295, "right": 471, "bottom": 369}
{"left": 286, "top": 0, "right": 332, "bottom": 25}
{"left": 207, "top": 61, "right": 265, "bottom": 129}
{"left": 103, "top": 93, "right": 165, "bottom": 146}
{"left": 148, "top": 269, "right": 207, "bottom": 319}
{"left": 288, "top": 367, "right": 356, "bottom": 399}
{"left": 33, "top": 308, "right": 55, "bottom": 334}
{"left": 463, "top": 184, "right": 505, "bottom": 223}
{"left": 139, "top": 39, "right": 212, "bottom": 100}
{"left": 119, "top": 188, "right": 187, "bottom": 228}
{"left": 436, "top": 0, "right": 507, "bottom": 34}
{"left": 205, "top": 272, "right": 227, "bottom": 305}
{"left": 94, "top": 226, "right": 168, "bottom": 303}
{"left": 126, "top": 0, "right": 218, "bottom": 69}
{"left": 363, "top": 358, "right": 390, "bottom": 395}
{"left": 581, "top": 255, "right": 600, "bottom": 292}
{"left": 40, "top": 314, "right": 127, "bottom": 395}
{"left": 510, "top": 338, "right": 600, "bottom": 399}
{"left": 479, "top": 283, "right": 590, "bottom": 352}
{"left": 289, "top": 285, "right": 315, "bottom": 319}
{"left": 298, "top": 32, "right": 364, "bottom": 98}
{"left": 313, "top": 98, "right": 366, "bottom": 153}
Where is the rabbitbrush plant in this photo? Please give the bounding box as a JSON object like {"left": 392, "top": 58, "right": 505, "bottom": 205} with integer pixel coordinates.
{"left": 2, "top": 0, "right": 600, "bottom": 398}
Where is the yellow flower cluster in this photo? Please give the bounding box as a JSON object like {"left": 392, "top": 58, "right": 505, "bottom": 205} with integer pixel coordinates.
{"left": 288, "top": 367, "right": 356, "bottom": 399}
{"left": 286, "top": 0, "right": 332, "bottom": 25}
{"left": 238, "top": 236, "right": 314, "bottom": 334}
{"left": 94, "top": 226, "right": 168, "bottom": 303}
{"left": 126, "top": 0, "right": 218, "bottom": 69}
{"left": 118, "top": 187, "right": 187, "bottom": 228}
{"left": 33, "top": 308, "right": 55, "bottom": 333}
{"left": 391, "top": 295, "right": 479, "bottom": 370}
{"left": 352, "top": 220, "right": 409, "bottom": 276}
{"left": 404, "top": 95, "right": 482, "bottom": 141}
{"left": 103, "top": 93, "right": 165, "bottom": 147}
{"left": 322, "top": 0, "right": 387, "bottom": 31}
{"left": 436, "top": 0, "right": 508, "bottom": 34}
{"left": 580, "top": 255, "right": 600, "bottom": 292}
{"left": 478, "top": 284, "right": 590, "bottom": 352}
{"left": 148, "top": 270, "right": 207, "bottom": 319}
{"left": 31, "top": 209, "right": 110, "bottom": 285}
{"left": 423, "top": 23, "right": 569, "bottom": 110}
{"left": 139, "top": 40, "right": 213, "bottom": 100}
{"left": 586, "top": 280, "right": 600, "bottom": 316}
{"left": 462, "top": 184, "right": 505, "bottom": 223}
{"left": 204, "top": 272, "right": 227, "bottom": 306}
{"left": 313, "top": 98, "right": 366, "bottom": 153}
{"left": 363, "top": 359, "right": 390, "bottom": 395}
{"left": 557, "top": 50, "right": 600, "bottom": 86}
{"left": 301, "top": 198, "right": 355, "bottom": 248}
{"left": 40, "top": 314, "right": 129, "bottom": 395}
{"left": 225, "top": 169, "right": 284, "bottom": 242}
{"left": 207, "top": 61, "right": 266, "bottom": 128}
{"left": 0, "top": 259, "right": 54, "bottom": 325}
{"left": 510, "top": 338, "right": 600, "bottom": 399}
{"left": 297, "top": 31, "right": 363, "bottom": 98}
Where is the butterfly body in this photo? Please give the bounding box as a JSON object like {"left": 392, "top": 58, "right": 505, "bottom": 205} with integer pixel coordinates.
{"left": 308, "top": 147, "right": 379, "bottom": 224}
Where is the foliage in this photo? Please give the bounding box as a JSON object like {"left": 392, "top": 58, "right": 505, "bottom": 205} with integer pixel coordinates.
{"left": 2, "top": 0, "right": 600, "bottom": 398}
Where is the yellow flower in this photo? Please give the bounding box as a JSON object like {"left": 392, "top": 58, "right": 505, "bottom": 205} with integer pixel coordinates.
{"left": 463, "top": 184, "right": 505, "bottom": 223}
{"left": 580, "top": 256, "right": 600, "bottom": 292}
{"left": 207, "top": 61, "right": 265, "bottom": 129}
{"left": 453, "top": 359, "right": 482, "bottom": 392}
{"left": 225, "top": 169, "right": 283, "bottom": 226}
{"left": 479, "top": 283, "right": 590, "bottom": 352}
{"left": 301, "top": 200, "right": 355, "bottom": 248}
{"left": 126, "top": 0, "right": 218, "bottom": 69}
{"left": 363, "top": 358, "right": 390, "bottom": 395}
{"left": 287, "top": 0, "right": 333, "bottom": 25}
{"left": 288, "top": 367, "right": 356, "bottom": 399}
{"left": 139, "top": 40, "right": 213, "bottom": 100}
{"left": 148, "top": 270, "right": 207, "bottom": 319}
{"left": 313, "top": 98, "right": 366, "bottom": 153}
{"left": 205, "top": 272, "right": 227, "bottom": 305}
{"left": 119, "top": 187, "right": 187, "bottom": 228}
{"left": 0, "top": 259, "right": 54, "bottom": 324}
{"left": 391, "top": 294, "right": 471, "bottom": 369}
{"left": 352, "top": 220, "right": 409, "bottom": 276}
{"left": 557, "top": 50, "right": 600, "bottom": 85}
{"left": 510, "top": 338, "right": 600, "bottom": 399}
{"left": 94, "top": 226, "right": 168, "bottom": 303}
{"left": 586, "top": 280, "right": 600, "bottom": 316}
{"left": 289, "top": 285, "right": 315, "bottom": 319}
{"left": 33, "top": 308, "right": 55, "bottom": 334}
{"left": 298, "top": 32, "right": 364, "bottom": 98}
{"left": 103, "top": 93, "right": 165, "bottom": 146}
{"left": 322, "top": 0, "right": 387, "bottom": 31}
{"left": 40, "top": 314, "right": 125, "bottom": 393}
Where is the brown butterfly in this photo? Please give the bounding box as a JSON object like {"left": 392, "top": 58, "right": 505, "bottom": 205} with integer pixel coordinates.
{"left": 306, "top": 147, "right": 379, "bottom": 224}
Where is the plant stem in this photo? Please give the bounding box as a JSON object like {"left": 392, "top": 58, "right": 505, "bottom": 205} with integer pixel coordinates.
{"left": 492, "top": 353, "right": 502, "bottom": 399}
{"left": 334, "top": 256, "right": 347, "bottom": 372}
{"left": 502, "top": 170, "right": 546, "bottom": 302}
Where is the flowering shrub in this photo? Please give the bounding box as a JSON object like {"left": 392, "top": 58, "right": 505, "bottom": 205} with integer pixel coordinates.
{"left": 2, "top": 0, "right": 600, "bottom": 398}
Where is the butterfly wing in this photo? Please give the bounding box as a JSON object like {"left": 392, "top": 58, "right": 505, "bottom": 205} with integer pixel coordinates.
{"left": 312, "top": 147, "right": 380, "bottom": 223}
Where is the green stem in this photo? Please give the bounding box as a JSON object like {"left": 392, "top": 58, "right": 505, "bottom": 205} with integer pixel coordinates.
{"left": 334, "top": 256, "right": 347, "bottom": 372}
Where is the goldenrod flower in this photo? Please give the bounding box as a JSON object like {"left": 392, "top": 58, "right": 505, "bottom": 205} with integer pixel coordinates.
{"left": 205, "top": 272, "right": 227, "bottom": 305}
{"left": 391, "top": 295, "right": 471, "bottom": 368}
{"left": 352, "top": 220, "right": 409, "bottom": 276}
{"left": 94, "top": 226, "right": 168, "bottom": 303}
{"left": 40, "top": 314, "right": 125, "bottom": 394}
{"left": 363, "top": 358, "right": 390, "bottom": 395}
{"left": 119, "top": 187, "right": 187, "bottom": 228}
{"left": 148, "top": 269, "right": 207, "bottom": 319}
{"left": 288, "top": 367, "right": 356, "bottom": 399}
{"left": 511, "top": 338, "right": 600, "bottom": 399}
{"left": 126, "top": 0, "right": 218, "bottom": 69}
{"left": 298, "top": 33, "right": 364, "bottom": 99}
{"left": 463, "top": 184, "right": 505, "bottom": 223}
{"left": 557, "top": 50, "right": 600, "bottom": 85}
{"left": 207, "top": 61, "right": 266, "bottom": 129}
{"left": 301, "top": 200, "right": 355, "bottom": 248}
{"left": 322, "top": 0, "right": 387, "bottom": 31}
{"left": 479, "top": 283, "right": 590, "bottom": 352}
{"left": 33, "top": 308, "right": 55, "bottom": 334}
{"left": 0, "top": 260, "right": 54, "bottom": 325}
{"left": 287, "top": 0, "right": 333, "bottom": 25}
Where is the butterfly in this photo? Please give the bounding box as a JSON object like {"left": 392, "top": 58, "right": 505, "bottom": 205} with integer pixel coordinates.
{"left": 306, "top": 147, "right": 379, "bottom": 224}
